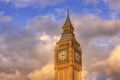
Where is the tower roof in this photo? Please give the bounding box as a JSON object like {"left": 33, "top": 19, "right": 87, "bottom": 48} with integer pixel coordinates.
{"left": 62, "top": 9, "right": 73, "bottom": 28}
{"left": 58, "top": 9, "right": 79, "bottom": 44}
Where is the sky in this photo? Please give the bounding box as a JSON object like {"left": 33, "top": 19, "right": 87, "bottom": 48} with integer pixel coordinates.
{"left": 0, "top": 0, "right": 120, "bottom": 80}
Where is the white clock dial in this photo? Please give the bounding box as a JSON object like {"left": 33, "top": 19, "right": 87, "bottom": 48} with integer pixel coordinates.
{"left": 58, "top": 49, "right": 68, "bottom": 61}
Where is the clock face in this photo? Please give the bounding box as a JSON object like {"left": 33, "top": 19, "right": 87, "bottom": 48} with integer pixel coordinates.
{"left": 58, "top": 49, "right": 68, "bottom": 61}
{"left": 74, "top": 50, "right": 80, "bottom": 63}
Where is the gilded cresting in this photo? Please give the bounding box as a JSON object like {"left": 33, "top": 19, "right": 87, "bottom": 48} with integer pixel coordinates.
{"left": 54, "top": 10, "right": 82, "bottom": 80}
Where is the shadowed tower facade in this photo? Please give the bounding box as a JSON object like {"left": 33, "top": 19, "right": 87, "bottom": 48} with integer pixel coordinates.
{"left": 54, "top": 10, "right": 82, "bottom": 80}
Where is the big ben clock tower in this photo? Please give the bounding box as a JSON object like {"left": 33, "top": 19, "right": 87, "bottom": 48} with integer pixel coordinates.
{"left": 54, "top": 10, "right": 82, "bottom": 80}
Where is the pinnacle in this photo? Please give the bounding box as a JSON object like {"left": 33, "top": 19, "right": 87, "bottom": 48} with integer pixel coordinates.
{"left": 62, "top": 9, "right": 73, "bottom": 28}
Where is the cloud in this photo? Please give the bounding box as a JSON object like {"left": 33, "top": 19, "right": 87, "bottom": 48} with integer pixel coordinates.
{"left": 0, "top": 0, "right": 65, "bottom": 8}
{"left": 28, "top": 62, "right": 54, "bottom": 80}
{"left": 39, "top": 33, "right": 50, "bottom": 41}
{"left": 85, "top": 0, "right": 99, "bottom": 5}
{"left": 71, "top": 14, "right": 120, "bottom": 40}
{"left": 70, "top": 13, "right": 120, "bottom": 80}
{"left": 94, "top": 44, "right": 120, "bottom": 72}
{"left": 103, "top": 0, "right": 120, "bottom": 11}
{"left": 26, "top": 14, "right": 60, "bottom": 37}
{"left": 108, "top": 45, "right": 120, "bottom": 71}
{"left": 70, "top": 14, "right": 120, "bottom": 63}
{"left": 0, "top": 14, "right": 59, "bottom": 76}
{"left": 0, "top": 12, "right": 12, "bottom": 23}
{"left": 0, "top": 70, "right": 28, "bottom": 80}
{"left": 85, "top": 44, "right": 120, "bottom": 80}
{"left": 85, "top": 0, "right": 120, "bottom": 11}
{"left": 0, "top": 11, "right": 120, "bottom": 80}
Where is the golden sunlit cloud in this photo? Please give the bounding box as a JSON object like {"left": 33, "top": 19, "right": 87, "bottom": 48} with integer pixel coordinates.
{"left": 107, "top": 44, "right": 120, "bottom": 72}
{"left": 28, "top": 62, "right": 54, "bottom": 80}
{"left": 93, "top": 44, "right": 120, "bottom": 74}
{"left": 39, "top": 33, "right": 50, "bottom": 41}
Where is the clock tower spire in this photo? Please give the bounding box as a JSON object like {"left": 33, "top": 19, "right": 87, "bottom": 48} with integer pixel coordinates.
{"left": 62, "top": 9, "right": 74, "bottom": 35}
{"left": 54, "top": 10, "right": 82, "bottom": 80}
{"left": 62, "top": 9, "right": 73, "bottom": 28}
